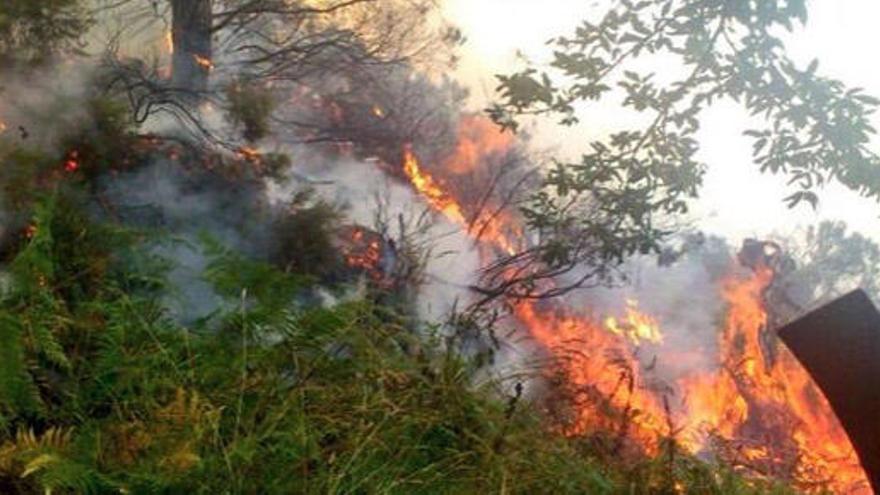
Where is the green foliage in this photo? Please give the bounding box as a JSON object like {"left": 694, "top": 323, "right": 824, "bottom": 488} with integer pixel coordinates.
{"left": 777, "top": 220, "right": 880, "bottom": 306}
{"left": 0, "top": 0, "right": 90, "bottom": 66}
{"left": 0, "top": 144, "right": 58, "bottom": 218}
{"left": 488, "top": 0, "right": 880, "bottom": 298}
{"left": 225, "top": 80, "right": 277, "bottom": 143}
{"left": 271, "top": 189, "right": 346, "bottom": 279}
{"left": 201, "top": 233, "right": 309, "bottom": 322}
{"left": 57, "top": 96, "right": 141, "bottom": 181}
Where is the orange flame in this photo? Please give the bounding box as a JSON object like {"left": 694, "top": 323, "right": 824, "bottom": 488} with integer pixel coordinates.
{"left": 403, "top": 146, "right": 519, "bottom": 255}
{"left": 193, "top": 54, "right": 214, "bottom": 71}
{"left": 164, "top": 31, "right": 174, "bottom": 55}
{"left": 399, "top": 115, "right": 869, "bottom": 493}
{"left": 236, "top": 146, "right": 261, "bottom": 164}
{"left": 403, "top": 147, "right": 467, "bottom": 226}
{"left": 163, "top": 29, "right": 174, "bottom": 55}
{"left": 604, "top": 299, "right": 664, "bottom": 345}
{"left": 514, "top": 301, "right": 670, "bottom": 451}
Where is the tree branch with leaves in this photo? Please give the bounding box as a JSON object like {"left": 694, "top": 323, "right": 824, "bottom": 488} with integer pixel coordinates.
{"left": 480, "top": 0, "right": 880, "bottom": 302}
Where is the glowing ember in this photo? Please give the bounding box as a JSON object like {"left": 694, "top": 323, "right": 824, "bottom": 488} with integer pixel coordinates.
{"left": 64, "top": 150, "right": 80, "bottom": 172}
{"left": 236, "top": 146, "right": 261, "bottom": 164}
{"left": 337, "top": 225, "right": 391, "bottom": 287}
{"left": 193, "top": 54, "right": 214, "bottom": 71}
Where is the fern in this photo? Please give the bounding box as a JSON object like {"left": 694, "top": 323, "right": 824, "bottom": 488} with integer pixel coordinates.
{"left": 0, "top": 314, "right": 42, "bottom": 418}
{"left": 201, "top": 233, "right": 307, "bottom": 322}
{"left": 0, "top": 426, "right": 105, "bottom": 493}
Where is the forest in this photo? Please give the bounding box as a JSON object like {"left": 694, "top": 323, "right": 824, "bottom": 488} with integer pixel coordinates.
{"left": 0, "top": 1, "right": 879, "bottom": 493}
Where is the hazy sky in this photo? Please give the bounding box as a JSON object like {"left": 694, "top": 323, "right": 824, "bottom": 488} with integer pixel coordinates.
{"left": 443, "top": 1, "right": 880, "bottom": 242}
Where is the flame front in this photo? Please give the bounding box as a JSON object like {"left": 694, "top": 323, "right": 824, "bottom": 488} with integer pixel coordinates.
{"left": 398, "top": 115, "right": 869, "bottom": 493}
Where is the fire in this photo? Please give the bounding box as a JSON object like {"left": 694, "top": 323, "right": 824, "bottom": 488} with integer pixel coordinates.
{"left": 403, "top": 146, "right": 467, "bottom": 226}
{"left": 513, "top": 266, "right": 869, "bottom": 492}
{"left": 236, "top": 146, "right": 261, "bottom": 164}
{"left": 164, "top": 31, "right": 174, "bottom": 55}
{"left": 342, "top": 227, "right": 382, "bottom": 271}
{"left": 514, "top": 301, "right": 671, "bottom": 451}
{"left": 403, "top": 146, "right": 519, "bottom": 255}
{"left": 371, "top": 105, "right": 385, "bottom": 118}
{"left": 337, "top": 225, "right": 393, "bottom": 287}
{"left": 0, "top": 121, "right": 6, "bottom": 134}
{"left": 604, "top": 299, "right": 664, "bottom": 345}
{"left": 397, "top": 114, "right": 869, "bottom": 492}
{"left": 193, "top": 54, "right": 214, "bottom": 71}
{"left": 64, "top": 150, "right": 80, "bottom": 173}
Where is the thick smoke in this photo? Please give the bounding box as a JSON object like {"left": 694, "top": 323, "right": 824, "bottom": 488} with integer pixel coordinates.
{"left": 267, "top": 148, "right": 484, "bottom": 323}
{"left": 93, "top": 156, "right": 273, "bottom": 322}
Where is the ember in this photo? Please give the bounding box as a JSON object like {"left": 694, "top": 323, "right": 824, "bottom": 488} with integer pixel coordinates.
{"left": 193, "top": 54, "right": 214, "bottom": 71}
{"left": 64, "top": 150, "right": 80, "bottom": 172}
{"left": 337, "top": 225, "right": 395, "bottom": 288}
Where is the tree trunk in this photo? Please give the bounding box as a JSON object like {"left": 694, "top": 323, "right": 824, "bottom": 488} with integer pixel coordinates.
{"left": 170, "top": 0, "right": 212, "bottom": 94}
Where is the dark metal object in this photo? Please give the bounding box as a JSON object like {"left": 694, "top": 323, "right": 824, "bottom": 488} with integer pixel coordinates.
{"left": 778, "top": 289, "right": 880, "bottom": 493}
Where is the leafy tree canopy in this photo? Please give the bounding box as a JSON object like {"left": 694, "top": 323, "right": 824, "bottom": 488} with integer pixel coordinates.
{"left": 483, "top": 0, "right": 880, "bottom": 300}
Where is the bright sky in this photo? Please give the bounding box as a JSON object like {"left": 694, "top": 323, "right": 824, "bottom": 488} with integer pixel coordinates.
{"left": 443, "top": 1, "right": 880, "bottom": 242}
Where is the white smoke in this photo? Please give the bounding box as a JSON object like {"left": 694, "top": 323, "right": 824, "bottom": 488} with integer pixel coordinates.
{"left": 267, "top": 150, "right": 483, "bottom": 323}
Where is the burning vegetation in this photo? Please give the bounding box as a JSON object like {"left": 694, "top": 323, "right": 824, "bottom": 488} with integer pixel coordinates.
{"left": 1, "top": 0, "right": 880, "bottom": 494}
{"left": 397, "top": 115, "right": 870, "bottom": 492}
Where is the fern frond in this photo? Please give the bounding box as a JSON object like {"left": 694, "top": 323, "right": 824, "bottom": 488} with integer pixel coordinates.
{"left": 14, "top": 426, "right": 73, "bottom": 453}
{"left": 21, "top": 452, "right": 58, "bottom": 478}
{"left": 0, "top": 313, "right": 43, "bottom": 416}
